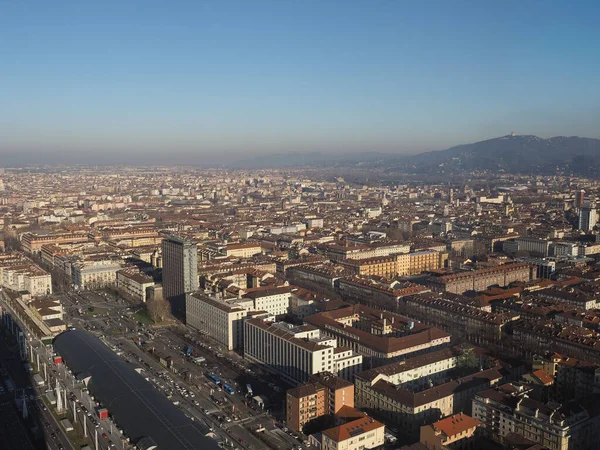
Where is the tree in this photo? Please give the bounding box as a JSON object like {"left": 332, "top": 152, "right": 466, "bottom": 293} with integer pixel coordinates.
{"left": 147, "top": 294, "right": 170, "bottom": 323}
{"left": 457, "top": 347, "right": 479, "bottom": 370}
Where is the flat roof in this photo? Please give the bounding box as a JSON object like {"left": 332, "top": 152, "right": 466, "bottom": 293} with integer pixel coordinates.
{"left": 53, "top": 330, "right": 219, "bottom": 450}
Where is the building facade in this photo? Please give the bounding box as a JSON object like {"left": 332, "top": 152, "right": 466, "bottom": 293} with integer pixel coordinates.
{"left": 162, "top": 236, "right": 198, "bottom": 319}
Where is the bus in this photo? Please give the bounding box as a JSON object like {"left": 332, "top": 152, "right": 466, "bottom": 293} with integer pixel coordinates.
{"left": 222, "top": 383, "right": 235, "bottom": 395}
{"left": 207, "top": 373, "right": 222, "bottom": 385}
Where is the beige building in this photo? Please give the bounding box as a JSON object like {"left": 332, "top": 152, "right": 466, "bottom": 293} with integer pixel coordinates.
{"left": 116, "top": 268, "right": 154, "bottom": 302}
{"left": 186, "top": 292, "right": 247, "bottom": 350}
{"left": 310, "top": 409, "right": 385, "bottom": 450}
{"left": 420, "top": 413, "right": 481, "bottom": 450}
{"left": 427, "top": 263, "right": 532, "bottom": 294}
{"left": 0, "top": 254, "right": 52, "bottom": 296}
{"left": 72, "top": 258, "right": 122, "bottom": 290}
{"left": 224, "top": 242, "right": 262, "bottom": 258}
{"left": 396, "top": 250, "right": 448, "bottom": 276}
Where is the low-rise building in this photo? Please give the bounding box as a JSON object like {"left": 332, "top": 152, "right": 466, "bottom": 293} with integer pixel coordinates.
{"left": 309, "top": 408, "right": 385, "bottom": 450}
{"left": 420, "top": 413, "right": 482, "bottom": 450}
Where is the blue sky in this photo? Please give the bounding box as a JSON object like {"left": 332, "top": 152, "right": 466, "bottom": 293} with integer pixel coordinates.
{"left": 1, "top": 0, "right": 599, "bottom": 164}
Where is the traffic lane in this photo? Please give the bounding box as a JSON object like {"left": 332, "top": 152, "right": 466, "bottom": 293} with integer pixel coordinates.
{"left": 37, "top": 386, "right": 76, "bottom": 450}
{"left": 118, "top": 336, "right": 270, "bottom": 434}
{"left": 114, "top": 338, "right": 258, "bottom": 448}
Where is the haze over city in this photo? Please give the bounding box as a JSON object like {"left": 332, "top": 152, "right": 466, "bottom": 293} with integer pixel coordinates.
{"left": 2, "top": 0, "right": 599, "bottom": 165}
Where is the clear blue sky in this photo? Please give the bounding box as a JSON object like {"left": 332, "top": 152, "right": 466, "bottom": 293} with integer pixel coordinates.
{"left": 1, "top": 0, "right": 599, "bottom": 164}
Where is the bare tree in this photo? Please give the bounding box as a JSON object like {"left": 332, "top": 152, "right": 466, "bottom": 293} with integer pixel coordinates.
{"left": 147, "top": 293, "right": 170, "bottom": 323}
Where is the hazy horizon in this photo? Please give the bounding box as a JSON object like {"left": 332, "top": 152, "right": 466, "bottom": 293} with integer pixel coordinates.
{"left": 2, "top": 1, "right": 599, "bottom": 165}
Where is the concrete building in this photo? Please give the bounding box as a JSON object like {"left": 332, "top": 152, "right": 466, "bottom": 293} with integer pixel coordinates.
{"left": 185, "top": 292, "right": 247, "bottom": 350}
{"left": 162, "top": 236, "right": 198, "bottom": 319}
{"left": 243, "top": 319, "right": 363, "bottom": 385}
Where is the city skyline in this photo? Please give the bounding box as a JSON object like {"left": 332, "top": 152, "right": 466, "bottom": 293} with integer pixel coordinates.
{"left": 2, "top": 0, "right": 600, "bottom": 165}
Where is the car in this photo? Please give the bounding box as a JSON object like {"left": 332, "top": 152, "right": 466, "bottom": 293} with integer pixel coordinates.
{"left": 102, "top": 432, "right": 108, "bottom": 439}
{"left": 50, "top": 433, "right": 56, "bottom": 440}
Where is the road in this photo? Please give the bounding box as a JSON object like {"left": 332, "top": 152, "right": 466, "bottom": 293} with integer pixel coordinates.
{"left": 10, "top": 287, "right": 309, "bottom": 450}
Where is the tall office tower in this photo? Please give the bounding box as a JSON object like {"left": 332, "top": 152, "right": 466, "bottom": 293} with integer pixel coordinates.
{"left": 162, "top": 236, "right": 198, "bottom": 320}
{"left": 575, "top": 189, "right": 585, "bottom": 209}
{"left": 578, "top": 203, "right": 598, "bottom": 231}
{"left": 448, "top": 188, "right": 454, "bottom": 203}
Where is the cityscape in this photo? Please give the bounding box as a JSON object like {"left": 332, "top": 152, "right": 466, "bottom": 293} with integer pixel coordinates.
{"left": 1, "top": 2, "right": 600, "bottom": 450}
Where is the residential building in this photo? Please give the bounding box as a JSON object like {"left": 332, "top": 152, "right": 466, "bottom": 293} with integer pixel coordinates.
{"left": 473, "top": 383, "right": 600, "bottom": 450}
{"left": 420, "top": 413, "right": 482, "bottom": 450}
{"left": 310, "top": 411, "right": 385, "bottom": 450}
{"left": 286, "top": 373, "right": 354, "bottom": 432}
{"left": 304, "top": 304, "right": 451, "bottom": 366}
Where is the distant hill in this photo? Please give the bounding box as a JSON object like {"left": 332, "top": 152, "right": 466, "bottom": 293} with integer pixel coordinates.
{"left": 388, "top": 134, "right": 600, "bottom": 175}
{"left": 227, "top": 134, "right": 600, "bottom": 175}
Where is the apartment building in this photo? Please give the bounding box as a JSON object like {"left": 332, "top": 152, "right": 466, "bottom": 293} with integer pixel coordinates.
{"left": 340, "top": 256, "right": 398, "bottom": 278}
{"left": 396, "top": 250, "right": 448, "bottom": 276}
{"left": 337, "top": 277, "right": 429, "bottom": 312}
{"left": 243, "top": 319, "right": 363, "bottom": 385}
{"left": 21, "top": 231, "right": 90, "bottom": 254}
{"left": 286, "top": 382, "right": 327, "bottom": 433}
{"left": 311, "top": 412, "right": 385, "bottom": 450}
{"left": 186, "top": 292, "right": 248, "bottom": 351}
{"left": 426, "top": 263, "right": 532, "bottom": 294}
{"left": 356, "top": 364, "right": 501, "bottom": 441}
{"left": 473, "top": 383, "right": 600, "bottom": 450}
{"left": 403, "top": 293, "right": 519, "bottom": 344}
{"left": 513, "top": 320, "right": 600, "bottom": 364}
{"left": 304, "top": 305, "right": 451, "bottom": 366}
{"left": 286, "top": 372, "right": 354, "bottom": 432}
{"left": 223, "top": 242, "right": 262, "bottom": 258}
{"left": 116, "top": 268, "right": 154, "bottom": 302}
{"left": 420, "top": 413, "right": 482, "bottom": 450}
{"left": 0, "top": 254, "right": 52, "bottom": 296}
{"left": 241, "top": 286, "right": 292, "bottom": 318}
